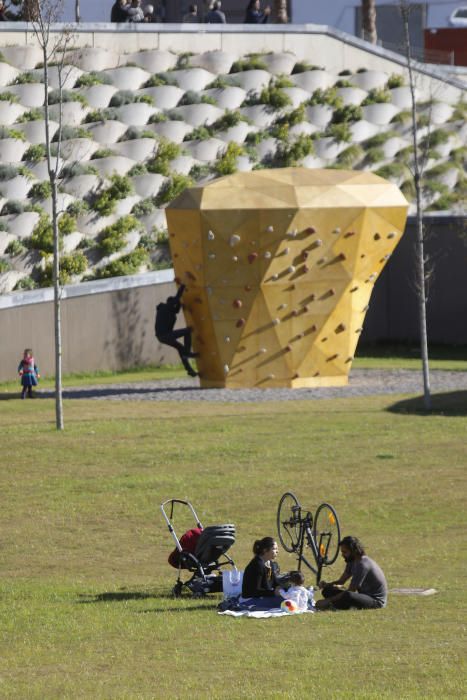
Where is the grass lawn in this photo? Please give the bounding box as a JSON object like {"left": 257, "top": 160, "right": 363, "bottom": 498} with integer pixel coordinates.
{"left": 0, "top": 391, "right": 466, "bottom": 699}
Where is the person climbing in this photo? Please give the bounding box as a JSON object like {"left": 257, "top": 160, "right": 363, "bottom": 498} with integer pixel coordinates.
{"left": 155, "top": 284, "right": 198, "bottom": 377}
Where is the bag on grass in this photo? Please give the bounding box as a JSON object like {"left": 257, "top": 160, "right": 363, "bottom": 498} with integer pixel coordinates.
{"left": 222, "top": 567, "right": 243, "bottom": 599}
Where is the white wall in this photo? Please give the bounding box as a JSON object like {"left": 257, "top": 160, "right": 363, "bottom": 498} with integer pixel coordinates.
{"left": 292, "top": 1, "right": 461, "bottom": 31}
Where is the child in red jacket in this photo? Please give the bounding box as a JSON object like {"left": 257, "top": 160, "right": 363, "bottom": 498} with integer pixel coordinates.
{"left": 18, "top": 348, "right": 40, "bottom": 399}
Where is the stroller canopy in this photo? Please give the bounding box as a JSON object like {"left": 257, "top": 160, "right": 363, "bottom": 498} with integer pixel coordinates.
{"left": 194, "top": 524, "right": 236, "bottom": 566}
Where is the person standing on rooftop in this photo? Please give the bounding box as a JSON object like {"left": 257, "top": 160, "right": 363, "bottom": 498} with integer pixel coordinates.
{"left": 244, "top": 0, "right": 270, "bottom": 24}
{"left": 182, "top": 3, "right": 199, "bottom": 22}
{"left": 111, "top": 0, "right": 128, "bottom": 22}
{"left": 205, "top": 0, "right": 226, "bottom": 23}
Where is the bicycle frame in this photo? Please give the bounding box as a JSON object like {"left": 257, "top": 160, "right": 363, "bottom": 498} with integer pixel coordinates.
{"left": 277, "top": 492, "right": 341, "bottom": 585}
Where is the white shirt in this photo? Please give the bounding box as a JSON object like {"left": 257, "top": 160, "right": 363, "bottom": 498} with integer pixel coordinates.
{"left": 279, "top": 585, "right": 312, "bottom": 611}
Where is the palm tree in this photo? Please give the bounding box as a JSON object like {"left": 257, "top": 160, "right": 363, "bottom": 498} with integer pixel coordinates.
{"left": 361, "top": 0, "right": 377, "bottom": 44}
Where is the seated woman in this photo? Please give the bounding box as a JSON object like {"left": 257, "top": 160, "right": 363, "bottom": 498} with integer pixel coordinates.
{"left": 241, "top": 537, "right": 283, "bottom": 608}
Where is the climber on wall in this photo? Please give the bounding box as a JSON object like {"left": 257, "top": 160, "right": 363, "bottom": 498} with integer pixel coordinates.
{"left": 155, "top": 283, "right": 198, "bottom": 378}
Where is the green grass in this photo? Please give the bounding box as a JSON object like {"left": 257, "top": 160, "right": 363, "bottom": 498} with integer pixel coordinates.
{"left": 0, "top": 392, "right": 466, "bottom": 698}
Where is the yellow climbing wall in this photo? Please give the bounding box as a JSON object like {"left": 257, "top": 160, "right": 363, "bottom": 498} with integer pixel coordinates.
{"left": 165, "top": 168, "right": 408, "bottom": 388}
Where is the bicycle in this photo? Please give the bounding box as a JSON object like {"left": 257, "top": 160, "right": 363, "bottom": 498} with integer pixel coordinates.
{"left": 277, "top": 492, "right": 341, "bottom": 585}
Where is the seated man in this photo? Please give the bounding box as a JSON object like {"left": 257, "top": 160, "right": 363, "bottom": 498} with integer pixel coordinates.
{"left": 155, "top": 284, "right": 198, "bottom": 377}
{"left": 316, "top": 535, "right": 387, "bottom": 611}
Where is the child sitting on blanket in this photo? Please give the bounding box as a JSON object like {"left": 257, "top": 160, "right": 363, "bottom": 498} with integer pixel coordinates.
{"left": 279, "top": 571, "right": 313, "bottom": 611}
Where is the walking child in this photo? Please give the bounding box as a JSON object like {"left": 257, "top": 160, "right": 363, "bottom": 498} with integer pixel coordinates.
{"left": 18, "top": 348, "right": 40, "bottom": 399}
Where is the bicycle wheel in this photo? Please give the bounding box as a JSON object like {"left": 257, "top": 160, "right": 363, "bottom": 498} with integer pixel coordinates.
{"left": 277, "top": 492, "right": 301, "bottom": 553}
{"left": 313, "top": 503, "right": 341, "bottom": 566}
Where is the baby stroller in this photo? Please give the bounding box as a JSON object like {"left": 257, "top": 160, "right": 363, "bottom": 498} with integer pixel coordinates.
{"left": 161, "top": 498, "right": 236, "bottom": 597}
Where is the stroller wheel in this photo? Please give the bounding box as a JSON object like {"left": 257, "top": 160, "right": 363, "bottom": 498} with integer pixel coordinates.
{"left": 172, "top": 582, "right": 183, "bottom": 598}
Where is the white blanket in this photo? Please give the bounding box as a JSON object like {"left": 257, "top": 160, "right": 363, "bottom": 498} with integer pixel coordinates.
{"left": 218, "top": 608, "right": 315, "bottom": 619}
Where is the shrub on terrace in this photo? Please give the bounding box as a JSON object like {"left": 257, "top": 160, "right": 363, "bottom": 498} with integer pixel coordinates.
{"left": 75, "top": 72, "right": 112, "bottom": 88}
{"left": 155, "top": 174, "right": 193, "bottom": 206}
{"left": 273, "top": 134, "right": 314, "bottom": 167}
{"left": 362, "top": 88, "right": 392, "bottom": 106}
{"left": 38, "top": 251, "right": 88, "bottom": 287}
{"left": 27, "top": 214, "right": 54, "bottom": 254}
{"left": 331, "top": 104, "right": 363, "bottom": 124}
{"left": 17, "top": 108, "right": 44, "bottom": 122}
{"left": 230, "top": 55, "right": 268, "bottom": 72}
{"left": 98, "top": 215, "right": 143, "bottom": 255}
{"left": 386, "top": 73, "right": 405, "bottom": 89}
{"left": 91, "top": 174, "right": 134, "bottom": 216}
{"left": 23, "top": 144, "right": 46, "bottom": 162}
{"left": 5, "top": 239, "right": 25, "bottom": 256}
{"left": 214, "top": 142, "right": 244, "bottom": 176}
{"left": 109, "top": 90, "right": 155, "bottom": 107}
{"left": 93, "top": 247, "right": 149, "bottom": 279}
{"left": 14, "top": 276, "right": 36, "bottom": 290}
{"left": 308, "top": 88, "right": 342, "bottom": 108}
{"left": 292, "top": 62, "right": 324, "bottom": 74}
{"left": 28, "top": 181, "right": 52, "bottom": 200}
{"left": 48, "top": 89, "right": 88, "bottom": 106}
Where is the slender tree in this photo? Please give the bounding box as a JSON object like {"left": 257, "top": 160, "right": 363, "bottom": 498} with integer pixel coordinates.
{"left": 75, "top": 0, "right": 80, "bottom": 22}
{"left": 399, "top": 0, "right": 431, "bottom": 409}
{"left": 361, "top": 0, "right": 377, "bottom": 44}
{"left": 31, "top": 0, "right": 73, "bottom": 429}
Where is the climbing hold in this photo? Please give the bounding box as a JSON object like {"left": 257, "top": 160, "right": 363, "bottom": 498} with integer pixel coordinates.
{"left": 185, "top": 271, "right": 196, "bottom": 281}
{"left": 264, "top": 251, "right": 272, "bottom": 259}
{"left": 303, "top": 265, "right": 309, "bottom": 273}
{"left": 310, "top": 325, "right": 317, "bottom": 332}
{"left": 271, "top": 274, "right": 279, "bottom": 281}
{"left": 278, "top": 303, "right": 287, "bottom": 310}
{"left": 327, "top": 354, "right": 339, "bottom": 362}
{"left": 272, "top": 318, "right": 280, "bottom": 326}
{"left": 344, "top": 231, "right": 355, "bottom": 238}
{"left": 248, "top": 252, "right": 258, "bottom": 264}
{"left": 244, "top": 284, "right": 252, "bottom": 292}
{"left": 287, "top": 265, "right": 296, "bottom": 274}
{"left": 267, "top": 374, "right": 275, "bottom": 380}
{"left": 287, "top": 230, "right": 297, "bottom": 238}
{"left": 355, "top": 327, "right": 363, "bottom": 333}
{"left": 360, "top": 254, "right": 366, "bottom": 258}
{"left": 283, "top": 247, "right": 290, "bottom": 255}
{"left": 224, "top": 336, "right": 231, "bottom": 343}
{"left": 335, "top": 323, "right": 346, "bottom": 333}
{"left": 306, "top": 226, "right": 316, "bottom": 234}
{"left": 230, "top": 234, "right": 240, "bottom": 247}
{"left": 293, "top": 373, "right": 300, "bottom": 379}
{"left": 387, "top": 232, "right": 397, "bottom": 239}
{"left": 233, "top": 299, "right": 242, "bottom": 309}
{"left": 345, "top": 357, "right": 353, "bottom": 364}
{"left": 350, "top": 286, "right": 358, "bottom": 293}
{"left": 285, "top": 344, "right": 292, "bottom": 352}
{"left": 311, "top": 239, "right": 323, "bottom": 249}
{"left": 208, "top": 253, "right": 216, "bottom": 260}
{"left": 232, "top": 255, "right": 238, "bottom": 262}
{"left": 236, "top": 318, "right": 245, "bottom": 328}
{"left": 174, "top": 253, "right": 179, "bottom": 258}
{"left": 223, "top": 364, "right": 229, "bottom": 374}
{"left": 332, "top": 227, "right": 341, "bottom": 234}
{"left": 374, "top": 233, "right": 381, "bottom": 240}
{"left": 260, "top": 348, "right": 267, "bottom": 354}
{"left": 368, "top": 273, "right": 377, "bottom": 281}
{"left": 335, "top": 253, "right": 346, "bottom": 262}
{"left": 362, "top": 304, "right": 369, "bottom": 312}
{"left": 302, "top": 251, "right": 309, "bottom": 260}
{"left": 266, "top": 225, "right": 274, "bottom": 233}
{"left": 207, "top": 230, "right": 215, "bottom": 240}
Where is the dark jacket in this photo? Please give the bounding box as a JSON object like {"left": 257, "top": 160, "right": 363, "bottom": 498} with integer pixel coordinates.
{"left": 244, "top": 9, "right": 268, "bottom": 23}
{"left": 111, "top": 2, "right": 128, "bottom": 22}
{"left": 205, "top": 8, "right": 226, "bottom": 23}
{"left": 155, "top": 285, "right": 185, "bottom": 337}
{"left": 242, "top": 556, "right": 279, "bottom": 597}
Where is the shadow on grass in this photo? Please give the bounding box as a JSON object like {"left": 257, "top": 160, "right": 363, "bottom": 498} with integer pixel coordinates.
{"left": 32, "top": 385, "right": 201, "bottom": 400}
{"left": 77, "top": 590, "right": 218, "bottom": 612}
{"left": 0, "top": 392, "right": 22, "bottom": 401}
{"left": 387, "top": 391, "right": 467, "bottom": 416}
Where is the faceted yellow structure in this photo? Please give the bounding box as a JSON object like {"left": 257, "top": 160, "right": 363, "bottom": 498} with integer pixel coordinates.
{"left": 165, "top": 168, "right": 408, "bottom": 388}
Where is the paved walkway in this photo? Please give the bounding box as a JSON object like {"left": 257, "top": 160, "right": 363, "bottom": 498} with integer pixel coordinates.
{"left": 46, "top": 369, "right": 467, "bottom": 403}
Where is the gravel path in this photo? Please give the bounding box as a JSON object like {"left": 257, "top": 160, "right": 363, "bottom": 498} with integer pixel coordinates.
{"left": 41, "top": 369, "right": 467, "bottom": 403}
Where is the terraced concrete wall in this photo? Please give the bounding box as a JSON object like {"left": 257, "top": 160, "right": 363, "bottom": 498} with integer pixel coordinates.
{"left": 0, "top": 23, "right": 463, "bottom": 99}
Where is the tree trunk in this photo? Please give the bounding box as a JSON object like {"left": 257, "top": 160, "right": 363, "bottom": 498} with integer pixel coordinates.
{"left": 42, "top": 39, "right": 65, "bottom": 430}
{"left": 362, "top": 0, "right": 377, "bottom": 44}
{"left": 401, "top": 1, "right": 431, "bottom": 410}
{"left": 75, "top": 0, "right": 80, "bottom": 22}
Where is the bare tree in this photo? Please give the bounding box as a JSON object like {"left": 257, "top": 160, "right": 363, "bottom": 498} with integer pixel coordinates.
{"left": 362, "top": 0, "right": 377, "bottom": 44}
{"left": 31, "top": 0, "right": 73, "bottom": 429}
{"left": 399, "top": 0, "right": 431, "bottom": 409}
{"left": 75, "top": 0, "right": 80, "bottom": 22}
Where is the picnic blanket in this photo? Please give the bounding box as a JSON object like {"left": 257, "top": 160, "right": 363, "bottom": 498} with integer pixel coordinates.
{"left": 218, "top": 607, "right": 315, "bottom": 618}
